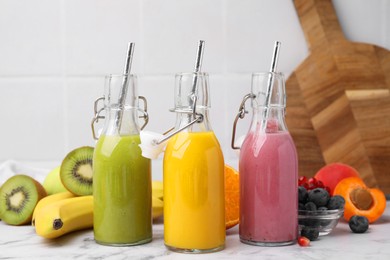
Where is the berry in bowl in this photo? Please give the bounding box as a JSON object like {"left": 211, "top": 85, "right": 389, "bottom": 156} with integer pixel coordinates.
{"left": 298, "top": 177, "right": 345, "bottom": 240}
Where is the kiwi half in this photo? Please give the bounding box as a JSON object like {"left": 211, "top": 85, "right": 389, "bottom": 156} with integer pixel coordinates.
{"left": 60, "top": 146, "right": 94, "bottom": 196}
{"left": 0, "top": 175, "right": 47, "bottom": 225}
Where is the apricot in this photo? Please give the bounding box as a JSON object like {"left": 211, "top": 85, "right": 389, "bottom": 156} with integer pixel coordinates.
{"left": 314, "top": 163, "right": 359, "bottom": 195}
{"left": 334, "top": 177, "right": 386, "bottom": 223}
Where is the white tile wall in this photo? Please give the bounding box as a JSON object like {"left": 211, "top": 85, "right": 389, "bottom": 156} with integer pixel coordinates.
{"left": 225, "top": 0, "right": 308, "bottom": 73}
{"left": 333, "top": 0, "right": 388, "bottom": 48}
{"left": 136, "top": 75, "right": 175, "bottom": 133}
{"left": 0, "top": 0, "right": 389, "bottom": 179}
{"left": 65, "top": 77, "right": 104, "bottom": 150}
{"left": 0, "top": 0, "right": 62, "bottom": 76}
{"left": 142, "top": 0, "right": 226, "bottom": 74}
{"left": 0, "top": 78, "right": 65, "bottom": 160}
{"left": 64, "top": 0, "right": 142, "bottom": 75}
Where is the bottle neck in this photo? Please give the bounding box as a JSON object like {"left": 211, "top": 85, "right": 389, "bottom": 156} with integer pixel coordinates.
{"left": 174, "top": 107, "right": 212, "bottom": 133}
{"left": 250, "top": 106, "right": 288, "bottom": 133}
{"left": 102, "top": 108, "right": 140, "bottom": 136}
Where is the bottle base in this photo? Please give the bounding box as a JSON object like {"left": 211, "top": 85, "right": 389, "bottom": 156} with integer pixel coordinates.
{"left": 95, "top": 237, "right": 152, "bottom": 247}
{"left": 165, "top": 243, "right": 225, "bottom": 254}
{"left": 240, "top": 238, "right": 295, "bottom": 247}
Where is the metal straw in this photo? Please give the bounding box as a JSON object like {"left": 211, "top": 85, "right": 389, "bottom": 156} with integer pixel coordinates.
{"left": 194, "top": 40, "right": 205, "bottom": 74}
{"left": 189, "top": 40, "right": 205, "bottom": 114}
{"left": 269, "top": 41, "right": 281, "bottom": 74}
{"left": 262, "top": 41, "right": 281, "bottom": 132}
{"left": 155, "top": 41, "right": 206, "bottom": 144}
{"left": 115, "top": 42, "right": 135, "bottom": 131}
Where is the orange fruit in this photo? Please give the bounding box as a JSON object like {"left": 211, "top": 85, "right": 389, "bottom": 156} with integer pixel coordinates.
{"left": 225, "top": 164, "right": 239, "bottom": 230}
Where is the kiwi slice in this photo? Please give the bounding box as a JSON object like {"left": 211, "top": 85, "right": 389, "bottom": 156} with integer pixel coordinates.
{"left": 60, "top": 146, "right": 94, "bottom": 196}
{"left": 0, "top": 175, "right": 47, "bottom": 225}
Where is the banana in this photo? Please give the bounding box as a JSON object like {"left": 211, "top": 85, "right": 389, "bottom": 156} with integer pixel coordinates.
{"left": 152, "top": 180, "right": 163, "bottom": 200}
{"left": 152, "top": 180, "right": 164, "bottom": 220}
{"left": 32, "top": 191, "right": 75, "bottom": 226}
{"left": 34, "top": 185, "right": 164, "bottom": 239}
{"left": 34, "top": 196, "right": 93, "bottom": 239}
{"left": 152, "top": 196, "right": 164, "bottom": 220}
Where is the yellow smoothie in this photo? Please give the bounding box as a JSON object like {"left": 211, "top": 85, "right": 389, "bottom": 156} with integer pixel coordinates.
{"left": 163, "top": 131, "right": 225, "bottom": 251}
{"left": 93, "top": 134, "right": 152, "bottom": 245}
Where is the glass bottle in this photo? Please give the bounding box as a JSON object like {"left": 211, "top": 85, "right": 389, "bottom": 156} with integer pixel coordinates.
{"left": 236, "top": 72, "right": 298, "bottom": 246}
{"left": 163, "top": 72, "right": 225, "bottom": 253}
{"left": 92, "top": 74, "right": 152, "bottom": 246}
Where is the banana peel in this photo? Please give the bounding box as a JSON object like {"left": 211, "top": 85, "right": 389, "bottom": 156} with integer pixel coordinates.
{"left": 32, "top": 191, "right": 75, "bottom": 226}
{"left": 152, "top": 196, "right": 164, "bottom": 219}
{"left": 34, "top": 196, "right": 93, "bottom": 239}
{"left": 152, "top": 180, "right": 164, "bottom": 220}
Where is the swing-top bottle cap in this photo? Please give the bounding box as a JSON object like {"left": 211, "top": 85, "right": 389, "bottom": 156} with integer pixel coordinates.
{"left": 139, "top": 130, "right": 167, "bottom": 159}
{"left": 233, "top": 135, "right": 246, "bottom": 156}
{"left": 139, "top": 40, "right": 206, "bottom": 158}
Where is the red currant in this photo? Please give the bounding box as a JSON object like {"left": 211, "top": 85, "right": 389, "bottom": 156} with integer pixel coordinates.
{"left": 308, "top": 177, "right": 317, "bottom": 186}
{"left": 298, "top": 176, "right": 307, "bottom": 186}
{"left": 307, "top": 177, "right": 318, "bottom": 190}
{"left": 316, "top": 180, "right": 325, "bottom": 188}
{"left": 298, "top": 236, "right": 310, "bottom": 247}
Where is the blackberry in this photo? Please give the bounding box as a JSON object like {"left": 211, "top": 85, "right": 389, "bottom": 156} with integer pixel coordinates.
{"left": 299, "top": 203, "right": 306, "bottom": 210}
{"left": 301, "top": 227, "right": 319, "bottom": 241}
{"left": 308, "top": 188, "right": 330, "bottom": 207}
{"left": 327, "top": 195, "right": 345, "bottom": 210}
{"left": 349, "top": 215, "right": 369, "bottom": 233}
{"left": 298, "top": 186, "right": 308, "bottom": 203}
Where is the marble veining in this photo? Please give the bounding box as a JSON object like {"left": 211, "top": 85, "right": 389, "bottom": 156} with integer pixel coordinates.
{"left": 1, "top": 204, "right": 390, "bottom": 259}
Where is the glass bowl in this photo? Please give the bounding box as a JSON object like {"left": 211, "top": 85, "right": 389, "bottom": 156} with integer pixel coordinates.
{"left": 298, "top": 208, "right": 344, "bottom": 236}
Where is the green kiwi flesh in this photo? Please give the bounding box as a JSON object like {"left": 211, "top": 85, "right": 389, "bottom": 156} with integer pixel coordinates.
{"left": 0, "top": 175, "right": 46, "bottom": 225}
{"left": 60, "top": 146, "right": 94, "bottom": 196}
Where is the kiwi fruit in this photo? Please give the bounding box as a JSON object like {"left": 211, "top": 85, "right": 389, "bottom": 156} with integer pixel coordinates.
{"left": 60, "top": 146, "right": 94, "bottom": 196}
{"left": 0, "top": 175, "right": 47, "bottom": 225}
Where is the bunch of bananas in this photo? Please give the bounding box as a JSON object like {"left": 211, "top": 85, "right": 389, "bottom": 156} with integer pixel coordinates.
{"left": 33, "top": 181, "right": 164, "bottom": 239}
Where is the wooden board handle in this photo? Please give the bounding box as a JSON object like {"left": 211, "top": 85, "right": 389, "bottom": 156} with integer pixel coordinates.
{"left": 294, "top": 0, "right": 346, "bottom": 51}
{"left": 346, "top": 89, "right": 390, "bottom": 101}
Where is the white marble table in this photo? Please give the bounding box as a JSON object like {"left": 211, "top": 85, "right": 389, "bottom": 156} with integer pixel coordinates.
{"left": 1, "top": 203, "right": 390, "bottom": 260}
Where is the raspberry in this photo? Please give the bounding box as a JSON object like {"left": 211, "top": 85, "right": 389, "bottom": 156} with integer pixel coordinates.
{"left": 308, "top": 188, "right": 330, "bottom": 207}
{"left": 327, "top": 195, "right": 345, "bottom": 210}
{"left": 349, "top": 215, "right": 369, "bottom": 233}
{"left": 298, "top": 236, "right": 310, "bottom": 247}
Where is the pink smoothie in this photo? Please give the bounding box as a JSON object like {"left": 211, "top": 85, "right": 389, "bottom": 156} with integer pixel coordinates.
{"left": 239, "top": 130, "right": 298, "bottom": 245}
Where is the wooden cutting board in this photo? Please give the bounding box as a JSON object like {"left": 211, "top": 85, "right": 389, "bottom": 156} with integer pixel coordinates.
{"left": 286, "top": 0, "right": 390, "bottom": 193}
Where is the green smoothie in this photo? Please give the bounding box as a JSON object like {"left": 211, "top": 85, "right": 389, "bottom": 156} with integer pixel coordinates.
{"left": 93, "top": 134, "right": 152, "bottom": 245}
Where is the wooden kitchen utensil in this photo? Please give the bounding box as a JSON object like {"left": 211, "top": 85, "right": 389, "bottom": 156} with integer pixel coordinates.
{"left": 286, "top": 0, "right": 390, "bottom": 193}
